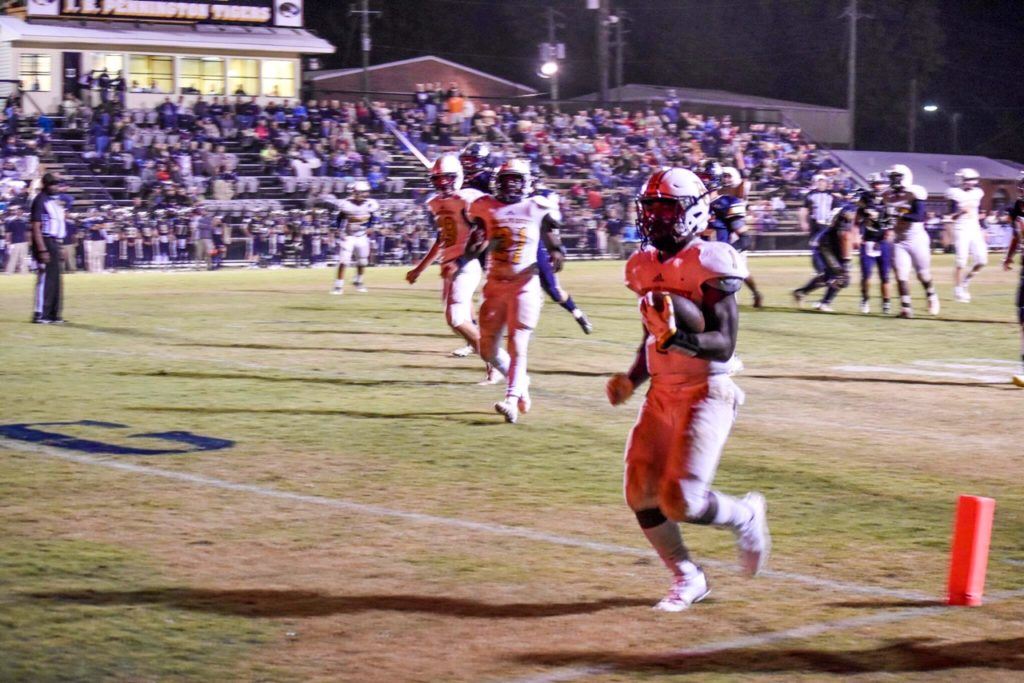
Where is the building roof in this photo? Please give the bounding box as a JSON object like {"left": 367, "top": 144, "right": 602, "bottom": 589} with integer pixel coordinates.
{"left": 0, "top": 16, "right": 334, "bottom": 54}
{"left": 833, "top": 150, "right": 1022, "bottom": 194}
{"left": 306, "top": 55, "right": 537, "bottom": 94}
{"left": 575, "top": 83, "right": 846, "bottom": 114}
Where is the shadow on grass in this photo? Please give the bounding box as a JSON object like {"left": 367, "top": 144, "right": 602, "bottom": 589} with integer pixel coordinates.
{"left": 115, "top": 370, "right": 473, "bottom": 387}
{"left": 166, "top": 341, "right": 441, "bottom": 355}
{"left": 744, "top": 373, "right": 1002, "bottom": 389}
{"left": 125, "top": 405, "right": 503, "bottom": 426}
{"left": 29, "top": 588, "right": 649, "bottom": 619}
{"left": 512, "top": 636, "right": 1024, "bottom": 675}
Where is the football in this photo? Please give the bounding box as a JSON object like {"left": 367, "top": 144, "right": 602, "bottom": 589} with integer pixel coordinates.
{"left": 650, "top": 291, "right": 706, "bottom": 333}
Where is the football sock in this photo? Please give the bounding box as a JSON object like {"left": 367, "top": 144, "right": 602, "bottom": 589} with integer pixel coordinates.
{"left": 709, "top": 491, "right": 754, "bottom": 529}
{"left": 822, "top": 287, "right": 839, "bottom": 304}
{"left": 561, "top": 296, "right": 577, "bottom": 313}
{"left": 641, "top": 519, "right": 692, "bottom": 576}
{"left": 924, "top": 281, "right": 936, "bottom": 298}
{"left": 334, "top": 279, "right": 344, "bottom": 289}
{"left": 492, "top": 348, "right": 511, "bottom": 376}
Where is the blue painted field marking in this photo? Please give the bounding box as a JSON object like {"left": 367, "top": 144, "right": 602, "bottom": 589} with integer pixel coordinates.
{"left": 0, "top": 421, "right": 233, "bottom": 456}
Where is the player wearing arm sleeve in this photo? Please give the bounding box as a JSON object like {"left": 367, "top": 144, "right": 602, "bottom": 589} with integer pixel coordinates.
{"left": 605, "top": 168, "right": 769, "bottom": 613}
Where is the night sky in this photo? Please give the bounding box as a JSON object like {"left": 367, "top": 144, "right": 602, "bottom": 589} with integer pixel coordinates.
{"left": 304, "top": 0, "right": 1024, "bottom": 161}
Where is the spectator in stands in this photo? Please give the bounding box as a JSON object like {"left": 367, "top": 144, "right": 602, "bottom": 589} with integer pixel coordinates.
{"left": 3, "top": 205, "right": 29, "bottom": 274}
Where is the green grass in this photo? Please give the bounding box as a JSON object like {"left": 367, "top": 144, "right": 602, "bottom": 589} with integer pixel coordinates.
{"left": 1, "top": 256, "right": 1022, "bottom": 681}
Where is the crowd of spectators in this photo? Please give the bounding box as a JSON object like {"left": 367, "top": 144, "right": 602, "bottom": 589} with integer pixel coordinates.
{"left": 2, "top": 83, "right": 1018, "bottom": 275}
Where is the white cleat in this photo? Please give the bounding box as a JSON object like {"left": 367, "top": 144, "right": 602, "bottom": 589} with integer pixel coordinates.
{"left": 330, "top": 287, "right": 343, "bottom": 296}
{"left": 451, "top": 345, "right": 475, "bottom": 358}
{"left": 654, "top": 563, "right": 710, "bottom": 612}
{"left": 1013, "top": 375, "right": 1024, "bottom": 388}
{"left": 736, "top": 492, "right": 771, "bottom": 577}
{"left": 813, "top": 301, "right": 834, "bottom": 312}
{"left": 859, "top": 299, "right": 870, "bottom": 314}
{"left": 494, "top": 398, "right": 519, "bottom": 424}
{"left": 517, "top": 377, "right": 532, "bottom": 414}
{"left": 928, "top": 294, "right": 941, "bottom": 316}
{"left": 954, "top": 286, "right": 970, "bottom": 303}
{"left": 355, "top": 285, "right": 369, "bottom": 293}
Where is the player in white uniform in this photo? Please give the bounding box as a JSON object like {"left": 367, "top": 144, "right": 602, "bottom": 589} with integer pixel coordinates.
{"left": 332, "top": 180, "right": 378, "bottom": 295}
{"left": 406, "top": 155, "right": 497, "bottom": 382}
{"left": 947, "top": 168, "right": 987, "bottom": 302}
{"left": 606, "top": 168, "right": 770, "bottom": 611}
{"left": 882, "top": 164, "right": 940, "bottom": 318}
{"left": 464, "top": 159, "right": 564, "bottom": 423}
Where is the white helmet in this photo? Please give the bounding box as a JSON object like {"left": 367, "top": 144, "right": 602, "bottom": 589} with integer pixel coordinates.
{"left": 885, "top": 164, "right": 913, "bottom": 189}
{"left": 636, "top": 167, "right": 711, "bottom": 249}
{"left": 955, "top": 167, "right": 980, "bottom": 187}
{"left": 721, "top": 166, "right": 742, "bottom": 189}
{"left": 429, "top": 154, "right": 463, "bottom": 194}
{"left": 351, "top": 179, "right": 371, "bottom": 196}
{"left": 495, "top": 158, "right": 531, "bottom": 202}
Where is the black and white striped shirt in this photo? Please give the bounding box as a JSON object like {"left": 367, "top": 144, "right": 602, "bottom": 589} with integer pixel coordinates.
{"left": 803, "top": 190, "right": 835, "bottom": 225}
{"left": 30, "top": 192, "right": 67, "bottom": 240}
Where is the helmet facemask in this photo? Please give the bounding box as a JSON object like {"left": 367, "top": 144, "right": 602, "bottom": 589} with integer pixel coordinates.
{"left": 637, "top": 196, "right": 699, "bottom": 253}
{"left": 496, "top": 173, "right": 526, "bottom": 203}
{"left": 430, "top": 173, "right": 459, "bottom": 196}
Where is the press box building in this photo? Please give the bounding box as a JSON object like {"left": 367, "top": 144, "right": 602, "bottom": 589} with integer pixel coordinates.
{"left": 0, "top": 0, "right": 333, "bottom": 114}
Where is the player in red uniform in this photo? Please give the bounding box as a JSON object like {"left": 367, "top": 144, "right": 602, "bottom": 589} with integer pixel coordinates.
{"left": 606, "top": 168, "right": 770, "bottom": 611}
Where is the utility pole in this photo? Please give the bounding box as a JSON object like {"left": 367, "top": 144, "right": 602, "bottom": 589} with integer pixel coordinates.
{"left": 349, "top": 0, "right": 379, "bottom": 97}
{"left": 597, "top": 0, "right": 609, "bottom": 103}
{"left": 846, "top": 0, "right": 857, "bottom": 149}
{"left": 548, "top": 6, "right": 559, "bottom": 111}
{"left": 613, "top": 10, "right": 625, "bottom": 102}
{"left": 951, "top": 111, "right": 962, "bottom": 154}
{"left": 908, "top": 76, "right": 918, "bottom": 152}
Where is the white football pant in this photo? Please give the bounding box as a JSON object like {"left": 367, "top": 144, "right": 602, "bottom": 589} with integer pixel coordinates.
{"left": 479, "top": 274, "right": 542, "bottom": 399}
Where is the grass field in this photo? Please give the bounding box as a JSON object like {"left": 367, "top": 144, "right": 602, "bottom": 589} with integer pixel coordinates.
{"left": 2, "top": 256, "right": 1023, "bottom": 682}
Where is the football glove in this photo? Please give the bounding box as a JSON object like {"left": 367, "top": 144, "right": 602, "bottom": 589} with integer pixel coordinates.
{"left": 606, "top": 372, "right": 635, "bottom": 406}
{"left": 639, "top": 292, "right": 677, "bottom": 354}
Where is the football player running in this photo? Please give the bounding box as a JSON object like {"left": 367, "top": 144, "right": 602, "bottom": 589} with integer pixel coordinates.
{"left": 882, "top": 164, "right": 940, "bottom": 318}
{"left": 462, "top": 159, "right": 565, "bottom": 423}
{"left": 792, "top": 194, "right": 857, "bottom": 312}
{"left": 406, "top": 154, "right": 498, "bottom": 383}
{"left": 857, "top": 173, "right": 894, "bottom": 314}
{"left": 947, "top": 168, "right": 987, "bottom": 302}
{"left": 606, "top": 168, "right": 770, "bottom": 612}
{"left": 531, "top": 181, "right": 594, "bottom": 334}
{"left": 1004, "top": 173, "right": 1024, "bottom": 387}
{"left": 332, "top": 180, "right": 377, "bottom": 295}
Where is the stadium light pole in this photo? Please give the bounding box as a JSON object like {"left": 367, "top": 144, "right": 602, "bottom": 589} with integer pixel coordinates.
{"left": 350, "top": 0, "right": 380, "bottom": 97}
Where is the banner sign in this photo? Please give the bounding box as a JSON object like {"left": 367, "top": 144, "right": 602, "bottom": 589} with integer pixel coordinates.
{"left": 26, "top": 0, "right": 304, "bottom": 28}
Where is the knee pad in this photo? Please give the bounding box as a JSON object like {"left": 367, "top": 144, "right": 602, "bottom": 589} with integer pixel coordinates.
{"left": 918, "top": 269, "right": 932, "bottom": 283}
{"left": 356, "top": 258, "right": 368, "bottom": 267}
{"left": 635, "top": 507, "right": 667, "bottom": 529}
{"left": 447, "top": 302, "right": 470, "bottom": 329}
{"left": 680, "top": 477, "right": 715, "bottom": 524}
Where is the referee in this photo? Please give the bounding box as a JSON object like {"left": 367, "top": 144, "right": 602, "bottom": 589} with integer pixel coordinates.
{"left": 31, "top": 173, "right": 68, "bottom": 324}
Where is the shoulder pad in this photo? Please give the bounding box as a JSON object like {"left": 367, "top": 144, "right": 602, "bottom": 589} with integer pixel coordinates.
{"left": 530, "top": 192, "right": 559, "bottom": 209}
{"left": 909, "top": 184, "right": 928, "bottom": 201}
{"left": 624, "top": 250, "right": 648, "bottom": 294}
{"left": 698, "top": 240, "right": 749, "bottom": 280}
{"left": 945, "top": 187, "right": 960, "bottom": 201}
{"left": 367, "top": 199, "right": 380, "bottom": 212}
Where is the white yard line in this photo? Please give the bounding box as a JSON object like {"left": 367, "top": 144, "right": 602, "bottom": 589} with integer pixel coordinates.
{"left": 835, "top": 365, "right": 1004, "bottom": 383}
{"left": 503, "top": 587, "right": 1024, "bottom": 683}
{"left": 912, "top": 360, "right": 1018, "bottom": 373}
{"left": 1, "top": 438, "right": 932, "bottom": 602}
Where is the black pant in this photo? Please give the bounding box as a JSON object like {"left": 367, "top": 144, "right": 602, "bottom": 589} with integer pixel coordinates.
{"left": 34, "top": 237, "right": 62, "bottom": 321}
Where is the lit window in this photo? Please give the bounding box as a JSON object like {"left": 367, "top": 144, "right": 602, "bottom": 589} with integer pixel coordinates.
{"left": 128, "top": 55, "right": 174, "bottom": 93}
{"left": 262, "top": 60, "right": 295, "bottom": 98}
{"left": 19, "top": 54, "right": 52, "bottom": 92}
{"left": 92, "top": 53, "right": 124, "bottom": 83}
{"left": 228, "top": 59, "right": 259, "bottom": 97}
{"left": 180, "top": 57, "right": 225, "bottom": 96}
